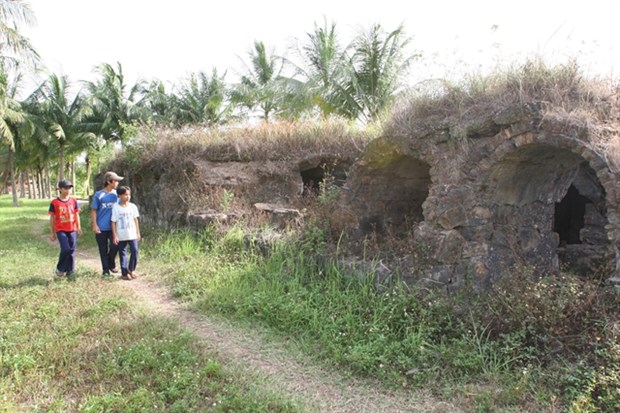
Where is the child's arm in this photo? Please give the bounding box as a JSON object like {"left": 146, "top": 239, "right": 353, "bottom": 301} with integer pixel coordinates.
{"left": 111, "top": 221, "right": 119, "bottom": 245}
{"left": 49, "top": 215, "right": 56, "bottom": 241}
{"left": 135, "top": 217, "right": 141, "bottom": 241}
{"left": 75, "top": 207, "right": 82, "bottom": 236}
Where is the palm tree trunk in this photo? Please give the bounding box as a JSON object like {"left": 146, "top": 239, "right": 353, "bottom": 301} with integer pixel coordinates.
{"left": 33, "top": 172, "right": 37, "bottom": 198}
{"left": 84, "top": 153, "right": 91, "bottom": 197}
{"left": 32, "top": 167, "right": 43, "bottom": 199}
{"left": 8, "top": 149, "right": 18, "bottom": 207}
{"left": 41, "top": 167, "right": 46, "bottom": 198}
{"left": 25, "top": 171, "right": 30, "bottom": 198}
{"left": 27, "top": 168, "right": 34, "bottom": 199}
{"left": 45, "top": 164, "right": 52, "bottom": 198}
{"left": 57, "top": 143, "right": 65, "bottom": 181}
{"left": 33, "top": 168, "right": 39, "bottom": 199}
{"left": 71, "top": 159, "right": 76, "bottom": 195}
{"left": 41, "top": 169, "right": 47, "bottom": 198}
{"left": 19, "top": 171, "right": 26, "bottom": 198}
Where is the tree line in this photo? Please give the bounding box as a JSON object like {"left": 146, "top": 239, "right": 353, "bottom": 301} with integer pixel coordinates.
{"left": 0, "top": 1, "right": 416, "bottom": 206}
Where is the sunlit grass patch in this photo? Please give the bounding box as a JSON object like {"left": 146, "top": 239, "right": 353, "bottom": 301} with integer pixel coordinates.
{"left": 143, "top": 212, "right": 620, "bottom": 412}
{"left": 0, "top": 197, "right": 303, "bottom": 412}
{"left": 6, "top": 192, "right": 618, "bottom": 411}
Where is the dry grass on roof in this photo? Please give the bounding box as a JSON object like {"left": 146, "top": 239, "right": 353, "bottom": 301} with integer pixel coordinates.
{"left": 137, "top": 118, "right": 378, "bottom": 163}
{"left": 387, "top": 58, "right": 620, "bottom": 139}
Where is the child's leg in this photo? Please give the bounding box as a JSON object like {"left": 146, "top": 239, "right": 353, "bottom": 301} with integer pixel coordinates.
{"left": 118, "top": 241, "right": 129, "bottom": 276}
{"left": 67, "top": 231, "right": 77, "bottom": 274}
{"left": 95, "top": 232, "right": 111, "bottom": 274}
{"left": 56, "top": 231, "right": 71, "bottom": 273}
{"left": 128, "top": 239, "right": 139, "bottom": 273}
{"left": 108, "top": 232, "right": 119, "bottom": 271}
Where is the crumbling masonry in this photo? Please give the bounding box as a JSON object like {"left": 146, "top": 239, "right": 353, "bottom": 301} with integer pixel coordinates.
{"left": 342, "top": 103, "right": 620, "bottom": 286}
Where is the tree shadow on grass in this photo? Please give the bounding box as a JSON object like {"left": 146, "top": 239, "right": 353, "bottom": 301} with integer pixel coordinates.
{"left": 0, "top": 269, "right": 102, "bottom": 289}
{"left": 0, "top": 276, "right": 51, "bottom": 289}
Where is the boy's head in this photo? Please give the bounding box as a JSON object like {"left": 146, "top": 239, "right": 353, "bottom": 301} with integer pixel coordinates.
{"left": 117, "top": 186, "right": 131, "bottom": 202}
{"left": 57, "top": 179, "right": 73, "bottom": 192}
{"left": 103, "top": 171, "right": 124, "bottom": 188}
{"left": 117, "top": 186, "right": 131, "bottom": 196}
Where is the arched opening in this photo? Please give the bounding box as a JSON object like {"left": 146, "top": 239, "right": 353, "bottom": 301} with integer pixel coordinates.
{"left": 354, "top": 155, "right": 431, "bottom": 236}
{"left": 300, "top": 159, "right": 350, "bottom": 197}
{"left": 300, "top": 166, "right": 323, "bottom": 196}
{"left": 485, "top": 143, "right": 610, "bottom": 275}
{"left": 553, "top": 185, "right": 590, "bottom": 245}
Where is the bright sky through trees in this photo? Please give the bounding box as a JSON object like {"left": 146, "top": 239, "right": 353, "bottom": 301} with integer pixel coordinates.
{"left": 24, "top": 0, "right": 620, "bottom": 88}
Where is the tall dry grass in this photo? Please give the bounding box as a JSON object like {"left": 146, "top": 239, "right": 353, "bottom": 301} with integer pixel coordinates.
{"left": 130, "top": 118, "right": 379, "bottom": 164}
{"left": 388, "top": 58, "right": 620, "bottom": 137}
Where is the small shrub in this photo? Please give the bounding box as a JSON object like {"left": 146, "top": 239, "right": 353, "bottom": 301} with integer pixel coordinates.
{"left": 566, "top": 341, "right": 620, "bottom": 412}
{"left": 480, "top": 267, "right": 619, "bottom": 362}
{"left": 317, "top": 177, "right": 342, "bottom": 207}
{"left": 219, "top": 188, "right": 235, "bottom": 211}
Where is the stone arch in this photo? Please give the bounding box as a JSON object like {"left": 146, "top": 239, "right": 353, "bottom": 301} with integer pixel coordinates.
{"left": 476, "top": 136, "right": 617, "bottom": 276}
{"left": 350, "top": 155, "right": 432, "bottom": 236}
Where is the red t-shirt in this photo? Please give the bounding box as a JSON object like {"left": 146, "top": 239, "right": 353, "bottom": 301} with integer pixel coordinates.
{"left": 49, "top": 197, "right": 81, "bottom": 232}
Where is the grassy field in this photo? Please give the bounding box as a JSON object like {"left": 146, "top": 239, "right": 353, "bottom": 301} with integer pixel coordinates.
{"left": 144, "top": 219, "right": 620, "bottom": 412}
{"left": 0, "top": 196, "right": 301, "bottom": 412}
{"left": 2, "top": 196, "right": 619, "bottom": 412}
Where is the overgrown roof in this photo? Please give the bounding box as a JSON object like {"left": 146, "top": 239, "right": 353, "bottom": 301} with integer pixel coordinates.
{"left": 387, "top": 59, "right": 620, "bottom": 140}
{"left": 127, "top": 119, "right": 378, "bottom": 165}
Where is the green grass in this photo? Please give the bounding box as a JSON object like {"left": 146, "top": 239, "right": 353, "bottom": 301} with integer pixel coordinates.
{"left": 0, "top": 196, "right": 302, "bottom": 412}
{"left": 143, "top": 223, "right": 620, "bottom": 413}
{"left": 4, "top": 195, "right": 618, "bottom": 412}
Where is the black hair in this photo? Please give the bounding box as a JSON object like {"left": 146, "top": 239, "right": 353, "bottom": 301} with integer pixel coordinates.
{"left": 117, "top": 186, "right": 131, "bottom": 195}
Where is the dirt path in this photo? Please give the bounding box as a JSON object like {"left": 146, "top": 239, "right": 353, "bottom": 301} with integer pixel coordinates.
{"left": 73, "top": 248, "right": 461, "bottom": 413}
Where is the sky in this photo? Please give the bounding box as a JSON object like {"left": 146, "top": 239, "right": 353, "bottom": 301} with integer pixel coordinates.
{"left": 22, "top": 0, "right": 620, "bottom": 92}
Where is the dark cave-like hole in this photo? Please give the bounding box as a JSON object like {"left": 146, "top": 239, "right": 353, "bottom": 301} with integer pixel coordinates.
{"left": 301, "top": 161, "right": 349, "bottom": 197}
{"left": 553, "top": 185, "right": 590, "bottom": 245}
{"left": 301, "top": 166, "right": 324, "bottom": 196}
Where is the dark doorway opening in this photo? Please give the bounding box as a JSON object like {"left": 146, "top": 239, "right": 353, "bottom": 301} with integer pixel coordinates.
{"left": 554, "top": 185, "right": 590, "bottom": 245}
{"left": 300, "top": 161, "right": 349, "bottom": 197}
{"left": 301, "top": 166, "right": 324, "bottom": 196}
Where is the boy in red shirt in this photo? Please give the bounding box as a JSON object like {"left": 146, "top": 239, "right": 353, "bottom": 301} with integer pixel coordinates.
{"left": 49, "top": 180, "right": 82, "bottom": 276}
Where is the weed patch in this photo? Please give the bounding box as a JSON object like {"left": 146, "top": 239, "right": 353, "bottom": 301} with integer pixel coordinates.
{"left": 0, "top": 197, "right": 302, "bottom": 413}
{"left": 143, "top": 215, "right": 620, "bottom": 412}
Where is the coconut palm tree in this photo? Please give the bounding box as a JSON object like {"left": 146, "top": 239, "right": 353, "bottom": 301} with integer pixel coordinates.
{"left": 231, "top": 41, "right": 289, "bottom": 122}
{"left": 27, "top": 73, "right": 95, "bottom": 181}
{"left": 293, "top": 21, "right": 417, "bottom": 123}
{"left": 349, "top": 23, "right": 417, "bottom": 122}
{"left": 12, "top": 110, "right": 53, "bottom": 198}
{"left": 0, "top": 0, "right": 38, "bottom": 205}
{"left": 293, "top": 20, "right": 352, "bottom": 118}
{"left": 0, "top": 68, "right": 21, "bottom": 151}
{"left": 171, "top": 69, "right": 232, "bottom": 127}
{"left": 85, "top": 62, "right": 144, "bottom": 143}
{"left": 0, "top": 66, "right": 24, "bottom": 205}
{"left": 135, "top": 78, "right": 173, "bottom": 126}
{"left": 0, "top": 0, "right": 39, "bottom": 68}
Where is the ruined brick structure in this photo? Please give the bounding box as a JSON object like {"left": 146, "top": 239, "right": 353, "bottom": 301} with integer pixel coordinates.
{"left": 342, "top": 103, "right": 620, "bottom": 286}
{"left": 111, "top": 102, "right": 620, "bottom": 288}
